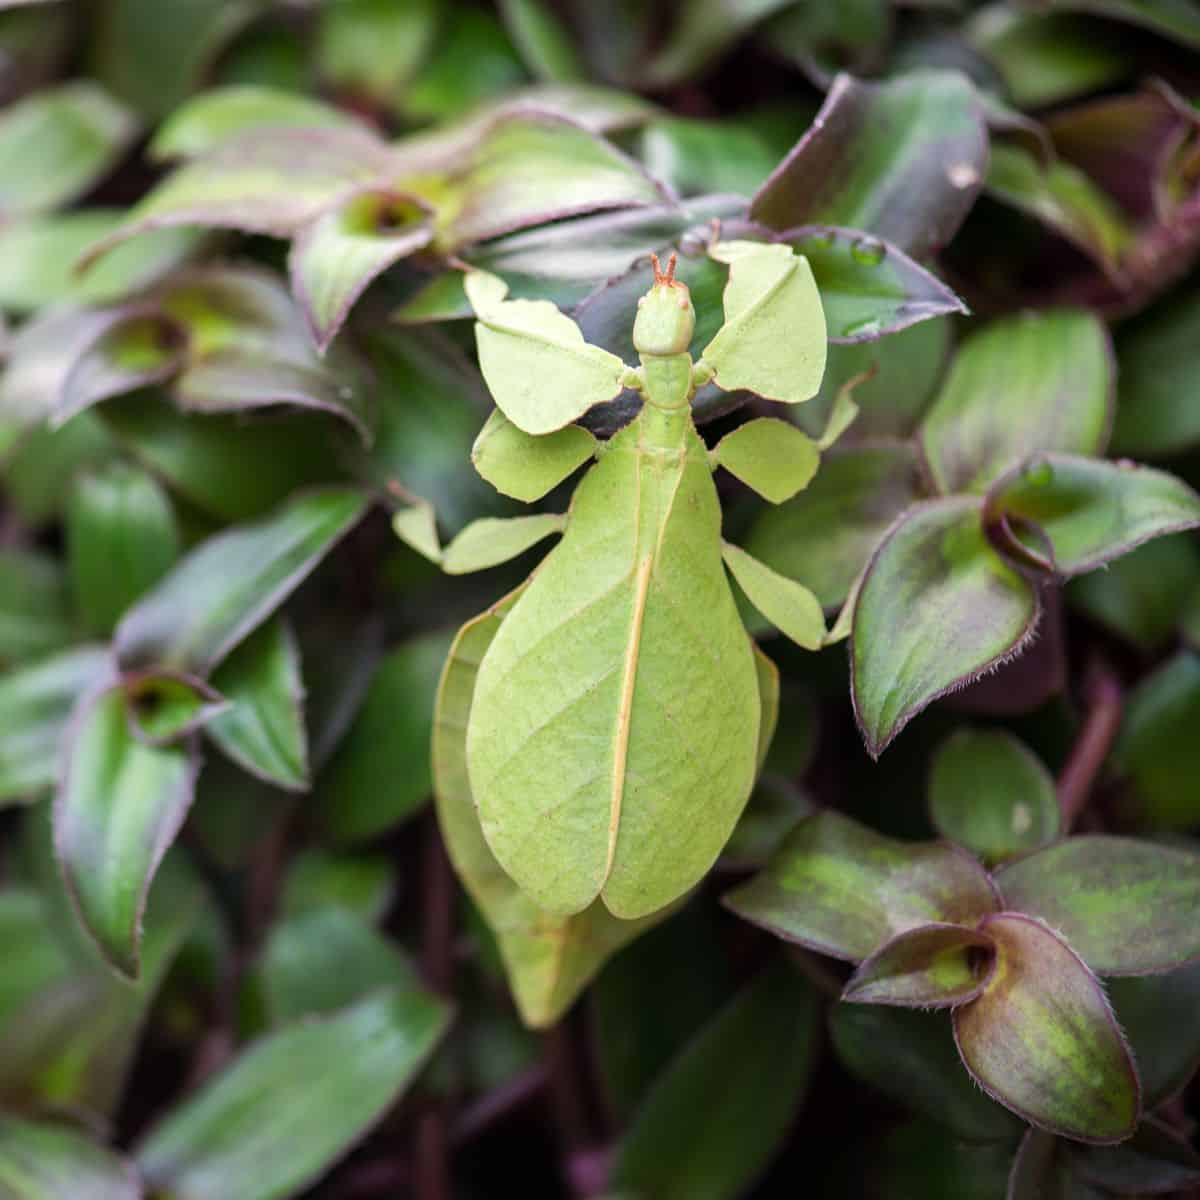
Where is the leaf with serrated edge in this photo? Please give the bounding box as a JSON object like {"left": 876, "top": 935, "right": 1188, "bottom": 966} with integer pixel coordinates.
{"left": 723, "top": 810, "right": 998, "bottom": 962}
{"left": 995, "top": 836, "right": 1200, "bottom": 976}
{"left": 701, "top": 241, "right": 827, "bottom": 405}
{"left": 843, "top": 922, "right": 997, "bottom": 1008}
{"left": 54, "top": 684, "right": 198, "bottom": 977}
{"left": 434, "top": 586, "right": 664, "bottom": 1026}
{"left": 472, "top": 407, "right": 597, "bottom": 501}
{"left": 953, "top": 913, "right": 1140, "bottom": 1144}
{"left": 468, "top": 413, "right": 760, "bottom": 918}
{"left": 465, "top": 269, "right": 627, "bottom": 434}
{"left": 711, "top": 418, "right": 819, "bottom": 503}
{"left": 722, "top": 542, "right": 826, "bottom": 650}
{"left": 851, "top": 497, "right": 1040, "bottom": 757}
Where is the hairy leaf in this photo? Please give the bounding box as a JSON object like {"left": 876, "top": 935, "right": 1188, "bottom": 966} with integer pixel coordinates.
{"left": 995, "top": 837, "right": 1200, "bottom": 975}
{"left": 953, "top": 913, "right": 1140, "bottom": 1143}
{"left": 723, "top": 810, "right": 997, "bottom": 962}
{"left": 851, "top": 498, "right": 1039, "bottom": 756}
{"left": 843, "top": 922, "right": 996, "bottom": 1008}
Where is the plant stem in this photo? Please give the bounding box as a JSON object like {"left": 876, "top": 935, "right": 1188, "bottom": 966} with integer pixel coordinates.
{"left": 1057, "top": 661, "right": 1122, "bottom": 832}
{"left": 453, "top": 1063, "right": 548, "bottom": 1145}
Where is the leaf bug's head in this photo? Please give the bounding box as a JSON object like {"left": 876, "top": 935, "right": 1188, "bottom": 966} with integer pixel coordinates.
{"left": 633, "top": 252, "right": 696, "bottom": 357}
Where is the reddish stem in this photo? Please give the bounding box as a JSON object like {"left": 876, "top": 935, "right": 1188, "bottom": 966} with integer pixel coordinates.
{"left": 1057, "top": 661, "right": 1123, "bottom": 832}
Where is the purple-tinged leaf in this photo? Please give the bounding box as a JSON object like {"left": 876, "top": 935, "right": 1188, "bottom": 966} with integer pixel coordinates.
{"left": 0, "top": 645, "right": 112, "bottom": 803}
{"left": 750, "top": 71, "right": 988, "bottom": 259}
{"left": 929, "top": 728, "right": 1059, "bottom": 864}
{"left": 1041, "top": 0, "right": 1200, "bottom": 48}
{"left": 115, "top": 488, "right": 368, "bottom": 676}
{"left": 786, "top": 225, "right": 966, "bottom": 343}
{"left": 851, "top": 497, "right": 1040, "bottom": 757}
{"left": 432, "top": 110, "right": 673, "bottom": 251}
{"left": 1006, "top": 1128, "right": 1073, "bottom": 1200}
{"left": 830, "top": 1004, "right": 1023, "bottom": 1142}
{"left": 984, "top": 454, "right": 1200, "bottom": 578}
{"left": 611, "top": 960, "right": 819, "bottom": 1200}
{"left": 0, "top": 1116, "right": 140, "bottom": 1200}
{"left": 743, "top": 443, "right": 923, "bottom": 611}
{"left": 1069, "top": 1117, "right": 1200, "bottom": 1195}
{"left": 290, "top": 188, "right": 433, "bottom": 352}
{"left": 207, "top": 618, "right": 308, "bottom": 792}
{"left": 54, "top": 683, "right": 198, "bottom": 977}
{"left": 843, "top": 922, "right": 996, "bottom": 1009}
{"left": 81, "top": 126, "right": 394, "bottom": 262}
{"left": 920, "top": 311, "right": 1114, "bottom": 496}
{"left": 953, "top": 913, "right": 1140, "bottom": 1144}
{"left": 723, "top": 809, "right": 998, "bottom": 963}
{"left": 995, "top": 836, "right": 1200, "bottom": 976}
{"left": 124, "top": 671, "right": 229, "bottom": 745}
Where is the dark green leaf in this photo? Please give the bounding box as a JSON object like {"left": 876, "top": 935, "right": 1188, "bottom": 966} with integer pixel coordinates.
{"left": 115, "top": 488, "right": 368, "bottom": 675}
{"left": 316, "top": 0, "right": 438, "bottom": 106}
{"left": 851, "top": 498, "right": 1039, "bottom": 756}
{"left": 1070, "top": 1117, "right": 1200, "bottom": 1195}
{"left": 0, "top": 82, "right": 136, "bottom": 217}
{"left": 830, "top": 1004, "right": 1023, "bottom": 1141}
{"left": 920, "top": 311, "right": 1114, "bottom": 496}
{"left": 54, "top": 684, "right": 197, "bottom": 976}
{"left": 929, "top": 728, "right": 1059, "bottom": 863}
{"left": 751, "top": 70, "right": 988, "bottom": 259}
{"left": 136, "top": 987, "right": 450, "bottom": 1200}
{"left": 0, "top": 549, "right": 75, "bottom": 665}
{"left": 789, "top": 225, "right": 966, "bottom": 343}
{"left": 984, "top": 455, "right": 1200, "bottom": 578}
{"left": 644, "top": 0, "right": 795, "bottom": 87}
{"left": 868, "top": 1120, "right": 1019, "bottom": 1200}
{"left": 499, "top": 0, "right": 586, "bottom": 82}
{"left": 66, "top": 462, "right": 180, "bottom": 637}
{"left": 995, "top": 836, "right": 1200, "bottom": 975}
{"left": 318, "top": 629, "right": 449, "bottom": 843}
{"left": 843, "top": 922, "right": 996, "bottom": 1008}
{"left": 1111, "top": 651, "right": 1200, "bottom": 830}
{"left": 259, "top": 907, "right": 417, "bottom": 1025}
{"left": 953, "top": 914, "right": 1140, "bottom": 1144}
{"left": 208, "top": 618, "right": 308, "bottom": 791}
{"left": 280, "top": 848, "right": 396, "bottom": 924}
{"left": 636, "top": 117, "right": 780, "bottom": 198}
{"left": 742, "top": 442, "right": 922, "bottom": 610}
{"left": 1043, "top": 0, "right": 1200, "bottom": 46}
{"left": 723, "top": 810, "right": 998, "bottom": 962}
{"left": 0, "top": 645, "right": 111, "bottom": 802}
{"left": 611, "top": 960, "right": 819, "bottom": 1200}
{"left": 0, "top": 1117, "right": 139, "bottom": 1200}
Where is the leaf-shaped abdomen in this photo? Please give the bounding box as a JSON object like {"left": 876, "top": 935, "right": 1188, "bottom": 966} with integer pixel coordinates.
{"left": 467, "top": 416, "right": 759, "bottom": 919}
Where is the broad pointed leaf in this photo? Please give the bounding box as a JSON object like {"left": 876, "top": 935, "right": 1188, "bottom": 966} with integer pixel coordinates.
{"left": 722, "top": 542, "right": 826, "bottom": 650}
{"left": 929, "top": 728, "right": 1059, "bottom": 863}
{"left": 115, "top": 488, "right": 368, "bottom": 675}
{"left": 711, "top": 417, "right": 819, "bottom": 503}
{"left": 995, "top": 837, "right": 1200, "bottom": 975}
{"left": 0, "top": 1117, "right": 140, "bottom": 1200}
{"left": 723, "top": 809, "right": 998, "bottom": 962}
{"left": 743, "top": 443, "right": 922, "bottom": 611}
{"left": 468, "top": 417, "right": 760, "bottom": 918}
{"left": 984, "top": 455, "right": 1200, "bottom": 578}
{"left": 466, "top": 269, "right": 628, "bottom": 434}
{"left": 789, "top": 225, "right": 966, "bottom": 343}
{"left": 611, "top": 961, "right": 819, "bottom": 1200}
{"left": 920, "top": 311, "right": 1114, "bottom": 496}
{"left": 830, "top": 1004, "right": 1022, "bottom": 1141}
{"left": 953, "top": 913, "right": 1140, "bottom": 1143}
{"left": 66, "top": 462, "right": 180, "bottom": 637}
{"left": 472, "top": 407, "right": 597, "bottom": 501}
{"left": 136, "top": 987, "right": 450, "bottom": 1200}
{"left": 843, "top": 922, "right": 996, "bottom": 1008}
{"left": 499, "top": 0, "right": 587, "bottom": 81}
{"left": 851, "top": 498, "right": 1040, "bottom": 756}
{"left": 0, "top": 646, "right": 112, "bottom": 802}
{"left": 434, "top": 588, "right": 662, "bottom": 1026}
{"left": 0, "top": 82, "right": 136, "bottom": 217}
{"left": 280, "top": 849, "right": 396, "bottom": 925}
{"left": 207, "top": 618, "right": 308, "bottom": 791}
{"left": 289, "top": 188, "right": 433, "bottom": 351}
{"left": 750, "top": 71, "right": 987, "bottom": 259}
{"left": 54, "top": 684, "right": 198, "bottom": 977}
{"left": 701, "top": 241, "right": 827, "bottom": 405}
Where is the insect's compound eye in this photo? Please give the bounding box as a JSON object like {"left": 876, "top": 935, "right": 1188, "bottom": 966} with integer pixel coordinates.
{"left": 633, "top": 278, "right": 696, "bottom": 356}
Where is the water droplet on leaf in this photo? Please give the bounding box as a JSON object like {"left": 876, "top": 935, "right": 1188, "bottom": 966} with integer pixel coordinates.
{"left": 850, "top": 236, "right": 886, "bottom": 266}
{"left": 842, "top": 316, "right": 882, "bottom": 338}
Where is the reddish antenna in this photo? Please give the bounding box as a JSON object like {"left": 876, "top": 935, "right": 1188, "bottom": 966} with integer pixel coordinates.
{"left": 650, "top": 251, "right": 678, "bottom": 286}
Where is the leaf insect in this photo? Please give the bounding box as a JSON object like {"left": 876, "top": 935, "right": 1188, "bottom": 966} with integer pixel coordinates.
{"left": 396, "top": 240, "right": 855, "bottom": 919}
